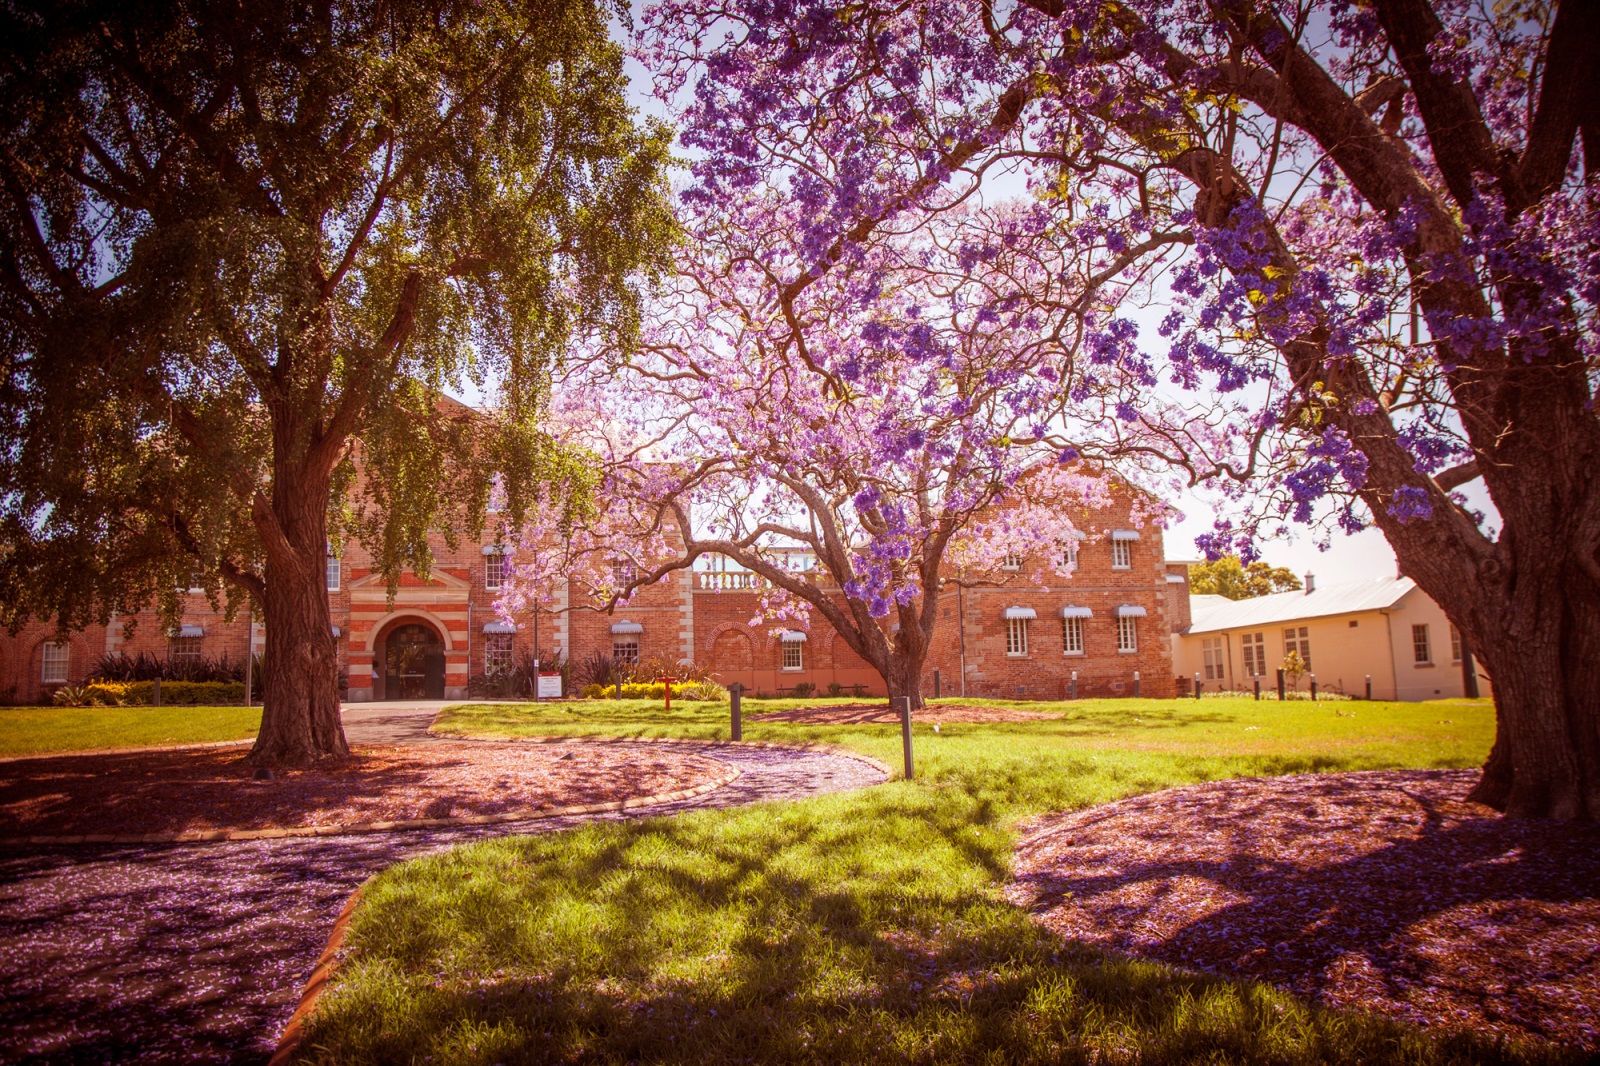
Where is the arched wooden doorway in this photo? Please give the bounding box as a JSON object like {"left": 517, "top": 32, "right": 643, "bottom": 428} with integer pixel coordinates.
{"left": 379, "top": 621, "right": 446, "bottom": 700}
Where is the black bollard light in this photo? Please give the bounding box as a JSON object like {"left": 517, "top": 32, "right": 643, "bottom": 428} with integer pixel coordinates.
{"left": 730, "top": 682, "right": 743, "bottom": 741}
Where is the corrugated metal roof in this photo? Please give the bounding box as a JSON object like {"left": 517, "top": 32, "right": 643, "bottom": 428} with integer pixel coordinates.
{"left": 1185, "top": 576, "right": 1415, "bottom": 633}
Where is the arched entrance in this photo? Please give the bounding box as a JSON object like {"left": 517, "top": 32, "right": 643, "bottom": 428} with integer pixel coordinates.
{"left": 377, "top": 621, "right": 446, "bottom": 700}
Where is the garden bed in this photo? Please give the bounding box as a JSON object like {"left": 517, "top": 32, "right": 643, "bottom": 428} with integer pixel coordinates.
{"left": 0, "top": 741, "right": 727, "bottom": 838}
{"left": 752, "top": 701, "right": 1061, "bottom": 724}
{"left": 1008, "top": 769, "right": 1600, "bottom": 1050}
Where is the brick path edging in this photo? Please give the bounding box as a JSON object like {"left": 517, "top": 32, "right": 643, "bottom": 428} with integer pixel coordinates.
{"left": 266, "top": 881, "right": 367, "bottom": 1066}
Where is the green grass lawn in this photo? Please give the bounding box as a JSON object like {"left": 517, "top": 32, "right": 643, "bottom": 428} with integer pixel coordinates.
{"left": 298, "top": 696, "right": 1567, "bottom": 1065}
{"left": 0, "top": 704, "right": 261, "bottom": 757}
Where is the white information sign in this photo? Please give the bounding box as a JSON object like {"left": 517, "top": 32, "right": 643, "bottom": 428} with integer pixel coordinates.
{"left": 537, "top": 673, "right": 563, "bottom": 698}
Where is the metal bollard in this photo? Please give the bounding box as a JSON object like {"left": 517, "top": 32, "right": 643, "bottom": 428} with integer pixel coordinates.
{"left": 1310, "top": 674, "right": 1318, "bottom": 701}
{"left": 933, "top": 669, "right": 941, "bottom": 700}
{"left": 730, "top": 683, "right": 742, "bottom": 741}
{"left": 1254, "top": 677, "right": 1261, "bottom": 701}
{"left": 1365, "top": 674, "right": 1372, "bottom": 700}
{"left": 1070, "top": 670, "right": 1077, "bottom": 700}
{"left": 900, "top": 696, "right": 915, "bottom": 780}
{"left": 1132, "top": 670, "right": 1141, "bottom": 698}
{"left": 1277, "top": 669, "right": 1286, "bottom": 701}
{"left": 1193, "top": 671, "right": 1202, "bottom": 699}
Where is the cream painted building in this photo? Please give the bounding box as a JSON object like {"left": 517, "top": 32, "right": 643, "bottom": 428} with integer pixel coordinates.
{"left": 1171, "top": 574, "right": 1492, "bottom": 701}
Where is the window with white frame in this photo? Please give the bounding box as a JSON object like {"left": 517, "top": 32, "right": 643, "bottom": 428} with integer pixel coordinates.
{"left": 1283, "top": 626, "right": 1312, "bottom": 670}
{"left": 485, "top": 552, "right": 505, "bottom": 590}
{"left": 1241, "top": 632, "right": 1267, "bottom": 677}
{"left": 41, "top": 642, "right": 69, "bottom": 684}
{"left": 1202, "top": 637, "right": 1225, "bottom": 680}
{"left": 1006, "top": 617, "right": 1029, "bottom": 655}
{"left": 612, "top": 637, "right": 639, "bottom": 664}
{"left": 484, "top": 634, "right": 514, "bottom": 675}
{"left": 1002, "top": 553, "right": 1023, "bottom": 571}
{"left": 1061, "top": 539, "right": 1080, "bottom": 570}
{"left": 1062, "top": 617, "right": 1084, "bottom": 655}
{"left": 782, "top": 641, "right": 804, "bottom": 671}
{"left": 1413, "top": 623, "right": 1432, "bottom": 664}
{"left": 326, "top": 555, "right": 341, "bottom": 592}
{"left": 611, "top": 557, "right": 638, "bottom": 588}
{"left": 1450, "top": 625, "right": 1463, "bottom": 663}
{"left": 1117, "top": 614, "right": 1138, "bottom": 653}
{"left": 171, "top": 635, "right": 202, "bottom": 668}
{"left": 1110, "top": 539, "right": 1132, "bottom": 569}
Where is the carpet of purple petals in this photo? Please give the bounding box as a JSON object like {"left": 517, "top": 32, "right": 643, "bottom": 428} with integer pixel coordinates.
{"left": 1008, "top": 769, "right": 1600, "bottom": 1050}
{"left": 0, "top": 743, "right": 884, "bottom": 1064}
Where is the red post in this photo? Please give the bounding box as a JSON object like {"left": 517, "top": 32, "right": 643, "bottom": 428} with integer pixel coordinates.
{"left": 657, "top": 675, "right": 677, "bottom": 712}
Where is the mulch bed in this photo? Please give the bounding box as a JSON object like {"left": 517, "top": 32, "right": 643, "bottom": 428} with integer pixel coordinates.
{"left": 753, "top": 702, "right": 1060, "bottom": 724}
{"left": 1007, "top": 769, "right": 1600, "bottom": 1050}
{"left": 0, "top": 741, "right": 727, "bottom": 837}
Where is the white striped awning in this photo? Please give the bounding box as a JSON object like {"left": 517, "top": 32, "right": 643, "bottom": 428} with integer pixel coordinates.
{"left": 610, "top": 621, "right": 643, "bottom": 635}
{"left": 177, "top": 625, "right": 205, "bottom": 638}
{"left": 483, "top": 622, "right": 517, "bottom": 634}
{"left": 1116, "top": 604, "right": 1147, "bottom": 618}
{"left": 1002, "top": 606, "right": 1037, "bottom": 620}
{"left": 1111, "top": 529, "right": 1141, "bottom": 541}
{"left": 779, "top": 630, "right": 808, "bottom": 643}
{"left": 480, "top": 544, "right": 507, "bottom": 555}
{"left": 1059, "top": 606, "right": 1093, "bottom": 619}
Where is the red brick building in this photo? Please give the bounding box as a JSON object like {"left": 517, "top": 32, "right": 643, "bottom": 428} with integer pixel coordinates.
{"left": 1, "top": 488, "right": 1177, "bottom": 703}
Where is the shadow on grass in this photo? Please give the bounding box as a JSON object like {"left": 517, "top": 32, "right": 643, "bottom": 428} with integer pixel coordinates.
{"left": 307, "top": 781, "right": 1573, "bottom": 1065}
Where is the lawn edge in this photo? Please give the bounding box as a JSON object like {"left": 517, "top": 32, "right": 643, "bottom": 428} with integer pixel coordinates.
{"left": 0, "top": 738, "right": 256, "bottom": 763}
{"left": 0, "top": 757, "right": 744, "bottom": 848}
{"left": 268, "top": 881, "right": 367, "bottom": 1066}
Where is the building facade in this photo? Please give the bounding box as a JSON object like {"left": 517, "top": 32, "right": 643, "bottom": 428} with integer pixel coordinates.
{"left": 1169, "top": 574, "right": 1493, "bottom": 701}
{"left": 2, "top": 494, "right": 1178, "bottom": 704}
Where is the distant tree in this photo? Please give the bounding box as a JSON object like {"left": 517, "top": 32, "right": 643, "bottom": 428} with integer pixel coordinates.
{"left": 1189, "top": 557, "right": 1303, "bottom": 600}
{"left": 0, "top": 0, "right": 673, "bottom": 766}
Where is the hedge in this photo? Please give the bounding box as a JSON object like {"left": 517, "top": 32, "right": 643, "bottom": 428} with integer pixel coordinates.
{"left": 84, "top": 680, "right": 248, "bottom": 706}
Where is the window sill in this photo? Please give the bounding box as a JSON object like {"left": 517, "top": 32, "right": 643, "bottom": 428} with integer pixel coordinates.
{"left": 1117, "top": 649, "right": 1139, "bottom": 655}
{"left": 1006, "top": 652, "right": 1029, "bottom": 658}
{"left": 781, "top": 667, "right": 803, "bottom": 673}
{"left": 1062, "top": 650, "right": 1085, "bottom": 657}
{"left": 1413, "top": 661, "right": 1435, "bottom": 668}
{"left": 1110, "top": 566, "right": 1131, "bottom": 572}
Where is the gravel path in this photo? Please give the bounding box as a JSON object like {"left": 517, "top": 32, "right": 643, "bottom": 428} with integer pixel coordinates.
{"left": 0, "top": 716, "right": 885, "bottom": 1064}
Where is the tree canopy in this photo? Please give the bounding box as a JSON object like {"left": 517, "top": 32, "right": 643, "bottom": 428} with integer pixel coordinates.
{"left": 640, "top": 0, "right": 1598, "bottom": 816}
{"left": 0, "top": 0, "right": 674, "bottom": 763}
{"left": 1189, "top": 556, "right": 1303, "bottom": 600}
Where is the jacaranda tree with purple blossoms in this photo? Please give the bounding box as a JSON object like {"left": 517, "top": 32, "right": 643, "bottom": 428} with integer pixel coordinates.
{"left": 510, "top": 214, "right": 1132, "bottom": 710}
{"left": 640, "top": 0, "right": 1599, "bottom": 818}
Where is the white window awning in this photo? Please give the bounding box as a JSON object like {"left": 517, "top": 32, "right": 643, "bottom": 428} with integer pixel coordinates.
{"left": 330, "top": 626, "right": 342, "bottom": 638}
{"left": 779, "top": 630, "right": 808, "bottom": 643}
{"left": 483, "top": 622, "right": 517, "bottom": 634}
{"left": 177, "top": 625, "right": 205, "bottom": 638}
{"left": 1059, "top": 606, "right": 1093, "bottom": 619}
{"left": 1003, "top": 606, "right": 1037, "bottom": 620}
{"left": 1111, "top": 529, "right": 1141, "bottom": 541}
{"left": 480, "top": 544, "right": 507, "bottom": 555}
{"left": 1116, "top": 604, "right": 1147, "bottom": 618}
{"left": 610, "top": 621, "right": 643, "bottom": 635}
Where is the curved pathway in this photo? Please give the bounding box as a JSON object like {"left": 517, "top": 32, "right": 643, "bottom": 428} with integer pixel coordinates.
{"left": 0, "top": 707, "right": 885, "bottom": 1064}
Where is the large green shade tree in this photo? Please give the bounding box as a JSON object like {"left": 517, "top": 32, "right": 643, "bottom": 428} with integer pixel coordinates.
{"left": 0, "top": 0, "right": 673, "bottom": 765}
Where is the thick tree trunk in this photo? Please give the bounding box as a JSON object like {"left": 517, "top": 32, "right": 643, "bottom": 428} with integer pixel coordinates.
{"left": 247, "top": 462, "right": 349, "bottom": 768}
{"left": 882, "top": 650, "right": 928, "bottom": 714}
{"left": 1462, "top": 586, "right": 1600, "bottom": 820}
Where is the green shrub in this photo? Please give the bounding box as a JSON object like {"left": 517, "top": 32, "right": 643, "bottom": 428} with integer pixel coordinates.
{"left": 83, "top": 680, "right": 245, "bottom": 706}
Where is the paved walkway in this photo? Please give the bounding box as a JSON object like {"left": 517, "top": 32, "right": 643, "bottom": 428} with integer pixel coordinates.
{"left": 0, "top": 705, "right": 886, "bottom": 1064}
